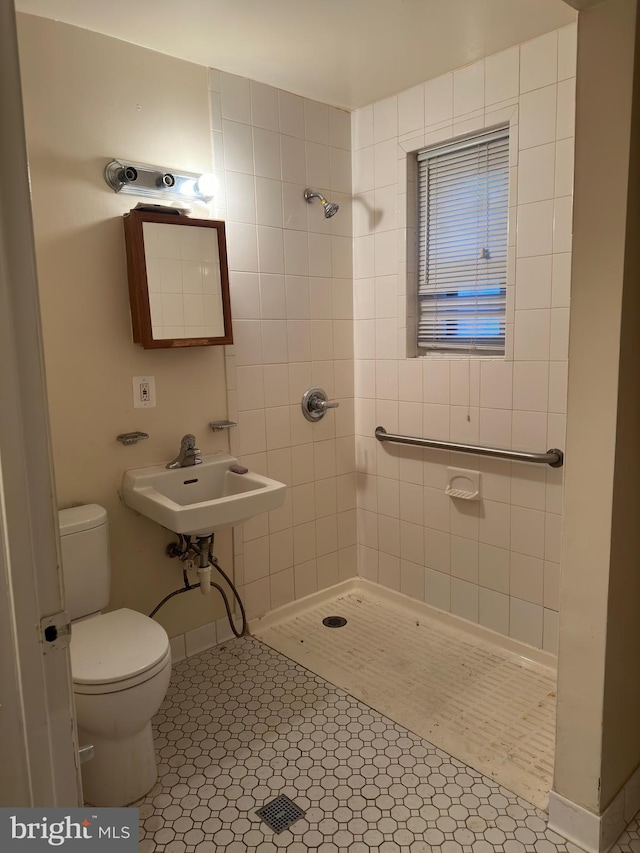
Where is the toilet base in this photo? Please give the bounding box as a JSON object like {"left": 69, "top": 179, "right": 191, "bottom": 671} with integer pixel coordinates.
{"left": 79, "top": 722, "right": 158, "bottom": 806}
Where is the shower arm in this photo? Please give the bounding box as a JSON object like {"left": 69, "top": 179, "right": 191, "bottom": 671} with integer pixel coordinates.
{"left": 304, "top": 187, "right": 339, "bottom": 218}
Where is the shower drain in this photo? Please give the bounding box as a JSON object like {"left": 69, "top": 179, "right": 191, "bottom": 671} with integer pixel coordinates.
{"left": 256, "top": 795, "right": 306, "bottom": 833}
{"left": 322, "top": 615, "right": 347, "bottom": 628}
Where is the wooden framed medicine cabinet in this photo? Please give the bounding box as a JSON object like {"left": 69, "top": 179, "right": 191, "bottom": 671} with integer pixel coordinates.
{"left": 123, "top": 208, "right": 233, "bottom": 349}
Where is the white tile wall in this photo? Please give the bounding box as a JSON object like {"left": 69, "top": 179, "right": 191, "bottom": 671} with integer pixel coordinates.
{"left": 170, "top": 616, "right": 239, "bottom": 664}
{"left": 352, "top": 23, "right": 575, "bottom": 651}
{"left": 212, "top": 25, "right": 575, "bottom": 650}
{"left": 211, "top": 72, "right": 356, "bottom": 620}
{"left": 520, "top": 31, "right": 558, "bottom": 94}
{"left": 485, "top": 47, "right": 519, "bottom": 105}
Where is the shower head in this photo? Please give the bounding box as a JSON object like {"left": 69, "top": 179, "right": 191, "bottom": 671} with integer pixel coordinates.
{"left": 304, "top": 187, "right": 340, "bottom": 219}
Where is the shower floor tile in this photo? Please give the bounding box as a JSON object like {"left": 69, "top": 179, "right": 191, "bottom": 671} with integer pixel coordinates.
{"left": 255, "top": 587, "right": 557, "bottom": 810}
{"left": 136, "top": 634, "right": 637, "bottom": 853}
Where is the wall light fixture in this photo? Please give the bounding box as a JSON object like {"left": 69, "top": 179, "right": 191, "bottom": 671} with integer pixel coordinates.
{"left": 104, "top": 159, "right": 217, "bottom": 203}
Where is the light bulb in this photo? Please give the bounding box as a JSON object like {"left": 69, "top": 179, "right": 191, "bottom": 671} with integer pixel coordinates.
{"left": 181, "top": 179, "right": 197, "bottom": 197}
{"left": 197, "top": 173, "right": 218, "bottom": 198}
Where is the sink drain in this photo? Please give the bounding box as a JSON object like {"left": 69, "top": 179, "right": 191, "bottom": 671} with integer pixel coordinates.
{"left": 256, "top": 795, "right": 306, "bottom": 833}
{"left": 322, "top": 616, "right": 347, "bottom": 628}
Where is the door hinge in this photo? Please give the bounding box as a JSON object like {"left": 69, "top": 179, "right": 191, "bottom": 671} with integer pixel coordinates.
{"left": 40, "top": 611, "right": 71, "bottom": 653}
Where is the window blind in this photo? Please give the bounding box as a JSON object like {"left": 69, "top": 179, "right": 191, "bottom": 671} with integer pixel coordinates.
{"left": 417, "top": 128, "right": 509, "bottom": 353}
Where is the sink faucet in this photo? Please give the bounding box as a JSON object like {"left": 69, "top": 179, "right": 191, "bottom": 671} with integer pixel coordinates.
{"left": 166, "top": 434, "right": 202, "bottom": 469}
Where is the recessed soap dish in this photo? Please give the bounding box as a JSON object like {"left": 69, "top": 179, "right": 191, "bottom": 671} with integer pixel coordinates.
{"left": 446, "top": 467, "right": 481, "bottom": 501}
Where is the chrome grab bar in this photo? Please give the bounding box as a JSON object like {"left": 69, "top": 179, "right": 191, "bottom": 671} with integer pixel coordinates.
{"left": 375, "top": 426, "right": 564, "bottom": 468}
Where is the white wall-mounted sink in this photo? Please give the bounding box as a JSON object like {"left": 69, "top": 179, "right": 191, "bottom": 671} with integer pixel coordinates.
{"left": 122, "top": 453, "right": 286, "bottom": 536}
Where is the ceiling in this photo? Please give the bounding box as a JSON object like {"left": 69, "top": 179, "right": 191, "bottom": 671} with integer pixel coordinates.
{"left": 15, "top": 0, "right": 577, "bottom": 109}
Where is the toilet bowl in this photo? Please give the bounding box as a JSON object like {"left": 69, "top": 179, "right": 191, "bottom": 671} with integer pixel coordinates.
{"left": 71, "top": 608, "right": 171, "bottom": 806}
{"left": 58, "top": 505, "right": 171, "bottom": 806}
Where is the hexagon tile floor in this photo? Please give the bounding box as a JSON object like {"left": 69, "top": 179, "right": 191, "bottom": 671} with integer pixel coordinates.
{"left": 138, "top": 636, "right": 640, "bottom": 852}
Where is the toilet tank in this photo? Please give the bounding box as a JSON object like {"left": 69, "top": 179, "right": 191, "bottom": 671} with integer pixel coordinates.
{"left": 58, "top": 504, "right": 110, "bottom": 621}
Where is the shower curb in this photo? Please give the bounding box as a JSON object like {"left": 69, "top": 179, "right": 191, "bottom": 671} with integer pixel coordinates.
{"left": 250, "top": 576, "right": 557, "bottom": 672}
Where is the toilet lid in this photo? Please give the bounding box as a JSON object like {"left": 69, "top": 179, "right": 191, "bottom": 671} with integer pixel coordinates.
{"left": 71, "top": 608, "right": 170, "bottom": 685}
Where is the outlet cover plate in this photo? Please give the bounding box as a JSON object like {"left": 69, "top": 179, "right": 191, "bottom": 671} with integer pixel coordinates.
{"left": 133, "top": 375, "right": 156, "bottom": 408}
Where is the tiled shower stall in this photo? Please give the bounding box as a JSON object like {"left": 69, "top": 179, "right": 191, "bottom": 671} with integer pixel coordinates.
{"left": 212, "top": 23, "right": 576, "bottom": 654}
{"left": 352, "top": 26, "right": 575, "bottom": 654}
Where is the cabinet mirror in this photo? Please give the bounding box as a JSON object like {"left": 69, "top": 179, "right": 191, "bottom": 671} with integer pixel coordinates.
{"left": 123, "top": 208, "right": 232, "bottom": 349}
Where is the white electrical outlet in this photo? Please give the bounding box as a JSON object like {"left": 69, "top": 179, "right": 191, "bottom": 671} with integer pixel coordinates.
{"left": 133, "top": 376, "right": 156, "bottom": 408}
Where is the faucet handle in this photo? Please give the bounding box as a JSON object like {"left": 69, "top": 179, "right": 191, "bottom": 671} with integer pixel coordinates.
{"left": 166, "top": 434, "right": 202, "bottom": 469}
{"left": 185, "top": 435, "right": 202, "bottom": 465}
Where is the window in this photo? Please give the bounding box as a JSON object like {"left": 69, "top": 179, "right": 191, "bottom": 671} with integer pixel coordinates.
{"left": 417, "top": 127, "right": 509, "bottom": 354}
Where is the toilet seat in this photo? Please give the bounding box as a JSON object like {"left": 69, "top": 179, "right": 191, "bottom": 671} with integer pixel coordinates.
{"left": 73, "top": 648, "right": 171, "bottom": 695}
{"left": 71, "top": 608, "right": 170, "bottom": 695}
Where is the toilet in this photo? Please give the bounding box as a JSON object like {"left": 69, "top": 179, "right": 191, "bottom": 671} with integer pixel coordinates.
{"left": 58, "top": 504, "right": 171, "bottom": 807}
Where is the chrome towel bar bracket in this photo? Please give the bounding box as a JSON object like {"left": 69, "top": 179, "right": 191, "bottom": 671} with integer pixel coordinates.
{"left": 375, "top": 426, "right": 563, "bottom": 468}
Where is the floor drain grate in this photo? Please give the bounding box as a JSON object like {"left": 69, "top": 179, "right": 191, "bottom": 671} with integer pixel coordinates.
{"left": 256, "top": 795, "right": 306, "bottom": 833}
{"left": 322, "top": 615, "right": 347, "bottom": 628}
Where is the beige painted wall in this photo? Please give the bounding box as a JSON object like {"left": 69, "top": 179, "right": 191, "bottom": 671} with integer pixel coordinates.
{"left": 555, "top": 0, "right": 640, "bottom": 813}
{"left": 600, "top": 0, "right": 640, "bottom": 809}
{"left": 17, "top": 14, "right": 232, "bottom": 638}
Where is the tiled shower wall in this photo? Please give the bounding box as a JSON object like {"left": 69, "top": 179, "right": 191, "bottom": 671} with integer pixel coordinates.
{"left": 207, "top": 71, "right": 357, "bottom": 619}
{"left": 352, "top": 25, "right": 577, "bottom": 653}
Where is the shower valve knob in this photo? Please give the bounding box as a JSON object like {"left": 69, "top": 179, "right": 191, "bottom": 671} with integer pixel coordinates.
{"left": 301, "top": 387, "right": 340, "bottom": 422}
